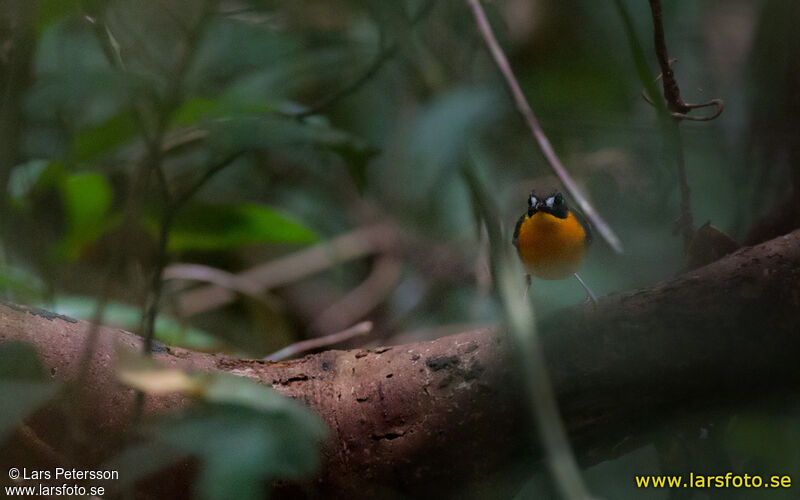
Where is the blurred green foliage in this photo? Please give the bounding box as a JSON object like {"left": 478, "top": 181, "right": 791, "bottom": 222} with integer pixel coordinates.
{"left": 58, "top": 172, "right": 114, "bottom": 259}
{"left": 0, "top": 343, "right": 60, "bottom": 442}
{"left": 164, "top": 203, "right": 317, "bottom": 252}
{"left": 49, "top": 297, "right": 222, "bottom": 351}
{"left": 112, "top": 351, "right": 325, "bottom": 499}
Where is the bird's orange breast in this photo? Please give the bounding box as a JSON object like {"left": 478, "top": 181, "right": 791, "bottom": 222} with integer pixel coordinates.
{"left": 516, "top": 211, "right": 587, "bottom": 280}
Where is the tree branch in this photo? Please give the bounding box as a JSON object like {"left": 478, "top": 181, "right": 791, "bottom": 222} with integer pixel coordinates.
{"left": 648, "top": 0, "right": 688, "bottom": 114}
{"left": 2, "top": 230, "right": 800, "bottom": 497}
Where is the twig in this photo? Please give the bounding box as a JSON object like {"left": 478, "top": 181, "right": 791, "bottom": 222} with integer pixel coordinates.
{"left": 161, "top": 127, "right": 209, "bottom": 156}
{"left": 73, "top": 5, "right": 204, "bottom": 393}
{"left": 466, "top": 0, "right": 623, "bottom": 254}
{"left": 169, "top": 150, "right": 244, "bottom": 210}
{"left": 674, "top": 99, "right": 724, "bottom": 122}
{"left": 173, "top": 223, "right": 399, "bottom": 316}
{"left": 646, "top": 0, "right": 725, "bottom": 121}
{"left": 140, "top": 210, "right": 173, "bottom": 354}
{"left": 292, "top": 45, "right": 398, "bottom": 120}
{"left": 129, "top": 2, "right": 220, "bottom": 422}
{"left": 71, "top": 135, "right": 162, "bottom": 444}
{"left": 310, "top": 256, "right": 401, "bottom": 334}
{"left": 264, "top": 321, "right": 373, "bottom": 361}
{"left": 639, "top": 60, "right": 724, "bottom": 121}
{"left": 163, "top": 263, "right": 281, "bottom": 310}
{"left": 648, "top": 0, "right": 688, "bottom": 114}
{"left": 644, "top": 0, "right": 726, "bottom": 249}
{"left": 85, "top": 1, "right": 218, "bottom": 416}
{"left": 137, "top": 1, "right": 218, "bottom": 357}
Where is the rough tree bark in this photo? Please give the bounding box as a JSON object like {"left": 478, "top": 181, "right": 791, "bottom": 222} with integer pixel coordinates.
{"left": 1, "top": 230, "right": 799, "bottom": 498}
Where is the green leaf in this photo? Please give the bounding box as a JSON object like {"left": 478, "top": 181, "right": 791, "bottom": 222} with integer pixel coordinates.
{"left": 167, "top": 203, "right": 317, "bottom": 252}
{"left": 723, "top": 414, "right": 800, "bottom": 500}
{"left": 201, "top": 115, "right": 378, "bottom": 190}
{"left": 105, "top": 441, "right": 189, "bottom": 490}
{"left": 407, "top": 86, "right": 503, "bottom": 197}
{"left": 111, "top": 366, "right": 326, "bottom": 500}
{"left": 222, "top": 44, "right": 351, "bottom": 106}
{"left": 6, "top": 159, "right": 51, "bottom": 201}
{"left": 327, "top": 140, "right": 379, "bottom": 193}
{"left": 63, "top": 173, "right": 112, "bottom": 231}
{"left": 186, "top": 18, "right": 302, "bottom": 95}
{"left": 30, "top": 21, "right": 134, "bottom": 129}
{"left": 612, "top": 0, "right": 667, "bottom": 115}
{"left": 726, "top": 414, "right": 800, "bottom": 474}
{"left": 206, "top": 115, "right": 346, "bottom": 154}
{"left": 55, "top": 173, "right": 113, "bottom": 260}
{"left": 48, "top": 297, "right": 223, "bottom": 351}
{"left": 164, "top": 404, "right": 324, "bottom": 500}
{"left": 0, "top": 343, "right": 60, "bottom": 442}
{"left": 0, "top": 265, "right": 47, "bottom": 303}
{"left": 201, "top": 374, "right": 323, "bottom": 432}
{"left": 36, "top": 0, "right": 80, "bottom": 35}
{"left": 72, "top": 111, "right": 139, "bottom": 162}
{"left": 171, "top": 98, "right": 275, "bottom": 128}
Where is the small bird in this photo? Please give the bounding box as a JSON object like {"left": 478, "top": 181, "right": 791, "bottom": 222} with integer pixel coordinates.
{"left": 512, "top": 191, "right": 597, "bottom": 303}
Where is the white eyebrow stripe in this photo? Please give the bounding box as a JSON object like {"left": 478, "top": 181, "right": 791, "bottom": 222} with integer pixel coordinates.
{"left": 545, "top": 196, "right": 555, "bottom": 208}
{"left": 530, "top": 195, "right": 538, "bottom": 206}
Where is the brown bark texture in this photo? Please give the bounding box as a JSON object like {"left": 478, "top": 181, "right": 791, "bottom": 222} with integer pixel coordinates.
{"left": 1, "top": 230, "right": 799, "bottom": 498}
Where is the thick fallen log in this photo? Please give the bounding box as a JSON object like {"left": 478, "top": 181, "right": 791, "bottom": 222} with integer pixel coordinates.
{"left": 1, "top": 230, "right": 799, "bottom": 497}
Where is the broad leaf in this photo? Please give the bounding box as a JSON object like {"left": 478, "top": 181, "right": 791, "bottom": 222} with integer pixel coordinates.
{"left": 49, "top": 297, "right": 222, "bottom": 351}
{"left": 186, "top": 18, "right": 302, "bottom": 95}
{"left": 408, "top": 86, "right": 503, "bottom": 196}
{"left": 111, "top": 358, "right": 326, "bottom": 500}
{"left": 171, "top": 98, "right": 275, "bottom": 128}
{"left": 167, "top": 203, "right": 317, "bottom": 252}
{"left": 55, "top": 173, "right": 113, "bottom": 260}
{"left": 159, "top": 404, "right": 324, "bottom": 500}
{"left": 72, "top": 111, "right": 139, "bottom": 162}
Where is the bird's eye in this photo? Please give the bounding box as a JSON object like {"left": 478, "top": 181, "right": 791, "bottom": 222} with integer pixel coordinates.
{"left": 554, "top": 193, "right": 564, "bottom": 206}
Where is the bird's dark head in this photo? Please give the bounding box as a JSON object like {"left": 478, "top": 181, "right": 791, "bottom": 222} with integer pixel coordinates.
{"left": 527, "top": 191, "right": 568, "bottom": 219}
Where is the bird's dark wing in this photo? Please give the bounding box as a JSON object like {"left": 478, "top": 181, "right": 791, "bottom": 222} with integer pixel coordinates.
{"left": 512, "top": 213, "right": 526, "bottom": 249}
{"left": 571, "top": 205, "right": 594, "bottom": 245}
